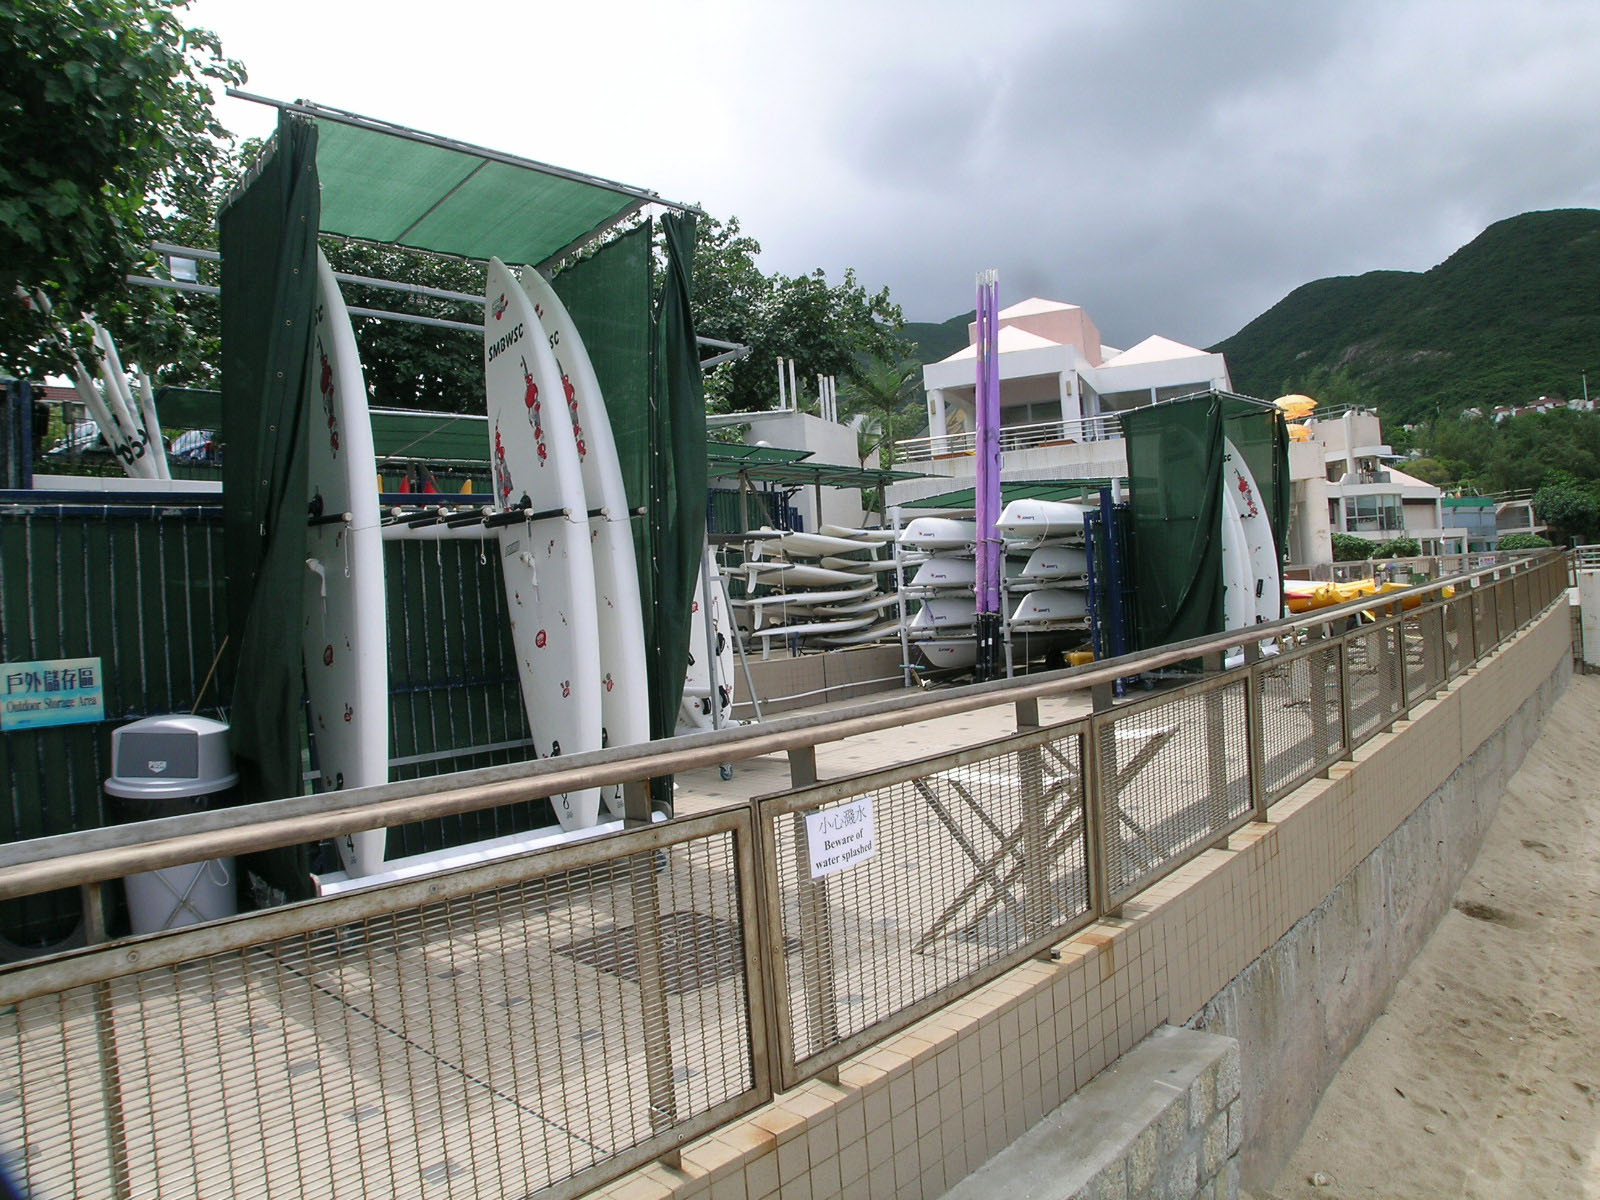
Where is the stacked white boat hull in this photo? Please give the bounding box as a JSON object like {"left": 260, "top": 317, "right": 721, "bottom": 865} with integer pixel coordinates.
{"left": 733, "top": 525, "right": 904, "bottom": 650}
{"left": 900, "top": 499, "right": 1095, "bottom": 673}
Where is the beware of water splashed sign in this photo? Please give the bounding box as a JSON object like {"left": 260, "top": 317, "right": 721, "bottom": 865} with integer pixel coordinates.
{"left": 805, "top": 796, "right": 877, "bottom": 879}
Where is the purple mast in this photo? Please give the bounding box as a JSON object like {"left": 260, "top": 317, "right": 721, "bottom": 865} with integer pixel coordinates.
{"left": 974, "top": 269, "right": 1002, "bottom": 679}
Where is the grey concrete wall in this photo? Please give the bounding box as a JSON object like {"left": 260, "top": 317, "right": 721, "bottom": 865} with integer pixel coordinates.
{"left": 1189, "top": 656, "right": 1570, "bottom": 1188}
{"left": 943, "top": 1025, "right": 1243, "bottom": 1200}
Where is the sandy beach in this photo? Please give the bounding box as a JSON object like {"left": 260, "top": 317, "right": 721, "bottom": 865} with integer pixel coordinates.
{"left": 1255, "top": 671, "right": 1600, "bottom": 1199}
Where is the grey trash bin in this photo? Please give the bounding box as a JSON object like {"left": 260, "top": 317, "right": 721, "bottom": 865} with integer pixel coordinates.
{"left": 105, "top": 715, "right": 240, "bottom": 935}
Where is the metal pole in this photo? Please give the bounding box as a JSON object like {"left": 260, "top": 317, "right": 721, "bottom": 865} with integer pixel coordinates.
{"left": 1244, "top": 647, "right": 1268, "bottom": 821}
{"left": 720, "top": 566, "right": 764, "bottom": 724}
{"left": 628, "top": 848, "right": 679, "bottom": 1135}
{"left": 1085, "top": 700, "right": 1116, "bottom": 918}
{"left": 1015, "top": 699, "right": 1048, "bottom": 944}
{"left": 786, "top": 748, "right": 839, "bottom": 1078}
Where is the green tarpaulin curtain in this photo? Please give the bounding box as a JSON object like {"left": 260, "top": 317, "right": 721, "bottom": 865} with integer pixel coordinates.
{"left": 219, "top": 113, "right": 320, "bottom": 901}
{"left": 648, "top": 214, "right": 706, "bottom": 806}
{"left": 550, "top": 222, "right": 653, "bottom": 510}
{"left": 1123, "top": 396, "right": 1225, "bottom": 648}
{"left": 1122, "top": 391, "right": 1289, "bottom": 650}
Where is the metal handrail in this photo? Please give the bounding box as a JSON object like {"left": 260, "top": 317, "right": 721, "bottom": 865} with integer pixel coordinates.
{"left": 0, "top": 552, "right": 1562, "bottom": 902}
{"left": 895, "top": 414, "right": 1123, "bottom": 462}
{"left": 0, "top": 554, "right": 1565, "bottom": 1200}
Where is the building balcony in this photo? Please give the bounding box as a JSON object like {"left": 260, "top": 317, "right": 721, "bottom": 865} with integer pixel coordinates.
{"left": 896, "top": 414, "right": 1123, "bottom": 464}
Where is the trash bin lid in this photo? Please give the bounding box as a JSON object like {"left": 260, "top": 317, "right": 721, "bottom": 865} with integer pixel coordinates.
{"left": 105, "top": 714, "right": 238, "bottom": 800}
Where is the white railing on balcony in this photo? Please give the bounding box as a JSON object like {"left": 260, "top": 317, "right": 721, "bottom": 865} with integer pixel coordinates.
{"left": 896, "top": 414, "right": 1124, "bottom": 463}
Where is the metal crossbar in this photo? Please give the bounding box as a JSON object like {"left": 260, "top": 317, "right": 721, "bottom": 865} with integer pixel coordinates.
{"left": 0, "top": 554, "right": 1568, "bottom": 1194}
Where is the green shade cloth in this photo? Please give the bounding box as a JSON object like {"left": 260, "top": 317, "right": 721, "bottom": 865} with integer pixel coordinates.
{"left": 151, "top": 386, "right": 222, "bottom": 428}
{"left": 551, "top": 222, "right": 654, "bottom": 512}
{"left": 369, "top": 409, "right": 486, "bottom": 464}
{"left": 312, "top": 118, "right": 645, "bottom": 267}
{"left": 705, "top": 444, "right": 815, "bottom": 466}
{"left": 219, "top": 113, "right": 321, "bottom": 900}
{"left": 647, "top": 214, "right": 707, "bottom": 806}
{"left": 1122, "top": 391, "right": 1289, "bottom": 650}
{"left": 902, "top": 479, "right": 1113, "bottom": 510}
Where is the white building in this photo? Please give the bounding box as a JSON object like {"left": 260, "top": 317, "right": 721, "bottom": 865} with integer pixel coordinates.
{"left": 882, "top": 299, "right": 1467, "bottom": 565}
{"left": 917, "top": 298, "right": 1231, "bottom": 448}
{"left": 891, "top": 298, "right": 1232, "bottom": 505}
{"left": 1285, "top": 407, "right": 1469, "bottom": 562}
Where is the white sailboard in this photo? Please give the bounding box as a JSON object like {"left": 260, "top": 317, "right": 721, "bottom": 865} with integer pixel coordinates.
{"left": 302, "top": 249, "right": 389, "bottom": 876}
{"left": 1222, "top": 437, "right": 1282, "bottom": 625}
{"left": 916, "top": 639, "right": 979, "bottom": 670}
{"left": 1220, "top": 473, "right": 1255, "bottom": 632}
{"left": 680, "top": 546, "right": 736, "bottom": 732}
{"left": 749, "top": 613, "right": 880, "bottom": 639}
{"left": 518, "top": 268, "right": 650, "bottom": 818}
{"left": 908, "top": 595, "right": 978, "bottom": 631}
{"left": 485, "top": 258, "right": 603, "bottom": 830}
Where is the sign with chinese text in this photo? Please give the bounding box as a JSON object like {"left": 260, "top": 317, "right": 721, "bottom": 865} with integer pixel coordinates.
{"left": 2, "top": 658, "right": 105, "bottom": 731}
{"left": 804, "top": 795, "right": 877, "bottom": 880}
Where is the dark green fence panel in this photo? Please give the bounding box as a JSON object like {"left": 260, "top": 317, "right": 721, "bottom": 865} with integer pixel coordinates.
{"left": 0, "top": 503, "right": 229, "bottom": 953}
{"left": 379, "top": 537, "right": 544, "bottom": 859}
{"left": 0, "top": 499, "right": 543, "bottom": 948}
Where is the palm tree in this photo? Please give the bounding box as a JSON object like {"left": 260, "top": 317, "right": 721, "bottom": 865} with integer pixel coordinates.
{"left": 841, "top": 357, "right": 921, "bottom": 519}
{"left": 841, "top": 358, "right": 920, "bottom": 470}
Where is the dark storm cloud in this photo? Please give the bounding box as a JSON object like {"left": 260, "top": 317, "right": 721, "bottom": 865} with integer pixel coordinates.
{"left": 789, "top": 0, "right": 1600, "bottom": 350}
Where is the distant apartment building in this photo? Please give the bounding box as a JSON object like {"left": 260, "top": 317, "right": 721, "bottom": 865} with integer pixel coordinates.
{"left": 883, "top": 302, "right": 1467, "bottom": 565}
{"left": 915, "top": 298, "right": 1232, "bottom": 451}
{"left": 1284, "top": 407, "right": 1469, "bottom": 562}
{"left": 890, "top": 298, "right": 1233, "bottom": 503}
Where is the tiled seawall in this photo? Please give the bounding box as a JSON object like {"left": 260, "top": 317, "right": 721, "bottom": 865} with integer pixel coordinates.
{"left": 592, "top": 604, "right": 1571, "bottom": 1200}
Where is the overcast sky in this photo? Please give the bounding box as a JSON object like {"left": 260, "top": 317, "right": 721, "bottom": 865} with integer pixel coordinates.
{"left": 190, "top": 0, "right": 1600, "bottom": 351}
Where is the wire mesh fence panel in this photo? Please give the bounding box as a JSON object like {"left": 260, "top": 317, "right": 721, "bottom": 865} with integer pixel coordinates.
{"left": 1473, "top": 587, "right": 1497, "bottom": 654}
{"left": 765, "top": 726, "right": 1090, "bottom": 1081}
{"left": 0, "top": 819, "right": 761, "bottom": 1200}
{"left": 1401, "top": 611, "right": 1445, "bottom": 704}
{"left": 1345, "top": 623, "right": 1403, "bottom": 744}
{"left": 1098, "top": 679, "right": 1249, "bottom": 905}
{"left": 1495, "top": 580, "right": 1514, "bottom": 645}
{"left": 1515, "top": 574, "right": 1534, "bottom": 630}
{"left": 1443, "top": 596, "right": 1473, "bottom": 679}
{"left": 1256, "top": 641, "right": 1345, "bottom": 803}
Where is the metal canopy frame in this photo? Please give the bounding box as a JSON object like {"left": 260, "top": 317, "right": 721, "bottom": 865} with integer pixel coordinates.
{"left": 137, "top": 240, "right": 750, "bottom": 360}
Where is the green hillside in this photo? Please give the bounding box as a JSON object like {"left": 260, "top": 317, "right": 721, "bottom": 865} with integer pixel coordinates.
{"left": 1210, "top": 209, "right": 1600, "bottom": 425}
{"left": 904, "top": 310, "right": 975, "bottom": 365}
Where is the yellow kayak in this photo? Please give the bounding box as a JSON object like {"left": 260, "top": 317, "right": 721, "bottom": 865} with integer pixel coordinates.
{"left": 1284, "top": 578, "right": 1378, "bottom": 613}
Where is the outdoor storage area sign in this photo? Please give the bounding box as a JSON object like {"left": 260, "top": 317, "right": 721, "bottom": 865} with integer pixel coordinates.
{"left": 2, "top": 658, "right": 105, "bottom": 731}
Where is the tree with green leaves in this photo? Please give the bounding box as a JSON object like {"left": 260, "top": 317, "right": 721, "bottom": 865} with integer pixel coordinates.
{"left": 324, "top": 240, "right": 484, "bottom": 411}
{"left": 1, "top": 0, "right": 244, "bottom": 379}
{"left": 1332, "top": 532, "right": 1377, "bottom": 562}
{"left": 1498, "top": 532, "right": 1554, "bottom": 551}
{"left": 689, "top": 215, "right": 911, "bottom": 414}
{"left": 1532, "top": 473, "right": 1599, "bottom": 542}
